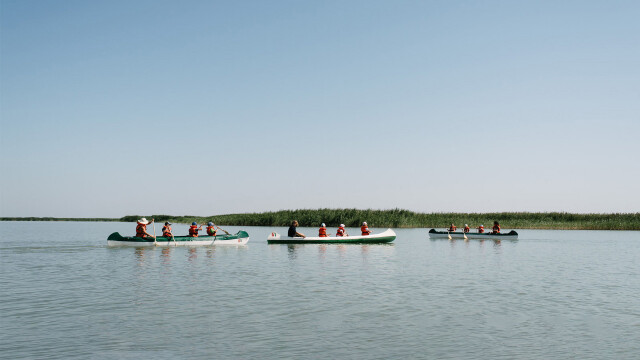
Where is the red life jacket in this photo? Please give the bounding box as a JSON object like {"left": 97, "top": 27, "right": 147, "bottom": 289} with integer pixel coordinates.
{"left": 463, "top": 226, "right": 470, "bottom": 233}
{"left": 336, "top": 228, "right": 345, "bottom": 237}
{"left": 319, "top": 227, "right": 327, "bottom": 237}
{"left": 136, "top": 223, "right": 147, "bottom": 238}
{"left": 448, "top": 225, "right": 457, "bottom": 232}
{"left": 478, "top": 226, "right": 485, "bottom": 233}
{"left": 492, "top": 225, "right": 501, "bottom": 234}
{"left": 361, "top": 225, "right": 371, "bottom": 236}
{"left": 162, "top": 225, "right": 172, "bottom": 237}
{"left": 189, "top": 225, "right": 199, "bottom": 237}
{"left": 206, "top": 226, "right": 216, "bottom": 236}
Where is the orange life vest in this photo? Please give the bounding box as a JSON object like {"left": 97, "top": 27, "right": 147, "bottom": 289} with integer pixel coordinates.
{"left": 206, "top": 226, "right": 216, "bottom": 236}
{"left": 336, "top": 227, "right": 345, "bottom": 237}
{"left": 136, "top": 223, "right": 147, "bottom": 238}
{"left": 463, "top": 226, "right": 470, "bottom": 233}
{"left": 188, "top": 225, "right": 199, "bottom": 237}
{"left": 492, "top": 225, "right": 500, "bottom": 234}
{"left": 361, "top": 225, "right": 371, "bottom": 236}
{"left": 162, "top": 225, "right": 172, "bottom": 237}
{"left": 448, "top": 225, "right": 457, "bottom": 232}
{"left": 319, "top": 227, "right": 327, "bottom": 237}
{"left": 478, "top": 226, "right": 485, "bottom": 233}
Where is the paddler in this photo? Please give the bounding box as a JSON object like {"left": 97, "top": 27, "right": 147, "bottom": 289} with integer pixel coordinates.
{"left": 336, "top": 224, "right": 348, "bottom": 237}
{"left": 162, "top": 221, "right": 173, "bottom": 238}
{"left": 477, "top": 224, "right": 485, "bottom": 233}
{"left": 188, "top": 222, "right": 203, "bottom": 237}
{"left": 135, "top": 218, "right": 155, "bottom": 238}
{"left": 206, "top": 222, "right": 217, "bottom": 236}
{"left": 288, "top": 220, "right": 305, "bottom": 238}
{"left": 361, "top": 222, "right": 372, "bottom": 236}
{"left": 318, "top": 223, "right": 328, "bottom": 237}
{"left": 448, "top": 223, "right": 457, "bottom": 232}
{"left": 463, "top": 224, "right": 470, "bottom": 233}
{"left": 491, "top": 221, "right": 501, "bottom": 234}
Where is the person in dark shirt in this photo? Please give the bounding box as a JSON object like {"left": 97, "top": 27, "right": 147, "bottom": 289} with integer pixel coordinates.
{"left": 288, "top": 220, "right": 305, "bottom": 238}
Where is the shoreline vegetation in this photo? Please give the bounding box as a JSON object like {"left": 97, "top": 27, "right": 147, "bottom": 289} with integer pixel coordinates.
{"left": 2, "top": 209, "right": 640, "bottom": 230}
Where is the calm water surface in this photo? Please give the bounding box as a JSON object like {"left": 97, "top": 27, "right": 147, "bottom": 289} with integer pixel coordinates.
{"left": 1, "top": 222, "right": 639, "bottom": 359}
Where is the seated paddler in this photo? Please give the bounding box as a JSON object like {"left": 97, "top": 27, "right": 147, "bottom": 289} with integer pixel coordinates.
{"left": 162, "top": 221, "right": 173, "bottom": 238}
{"left": 361, "top": 222, "right": 371, "bottom": 236}
{"left": 318, "top": 223, "right": 328, "bottom": 237}
{"left": 288, "top": 220, "right": 305, "bottom": 238}
{"left": 336, "top": 224, "right": 347, "bottom": 237}
{"left": 135, "top": 218, "right": 155, "bottom": 238}
{"left": 206, "top": 222, "right": 217, "bottom": 236}
{"left": 188, "top": 222, "right": 203, "bottom": 237}
{"left": 448, "top": 223, "right": 457, "bottom": 232}
{"left": 477, "top": 224, "right": 485, "bottom": 233}
{"left": 491, "top": 221, "right": 501, "bottom": 234}
{"left": 463, "top": 224, "right": 470, "bottom": 233}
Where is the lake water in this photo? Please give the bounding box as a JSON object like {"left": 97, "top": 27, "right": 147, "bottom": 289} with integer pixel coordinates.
{"left": 1, "top": 222, "right": 639, "bottom": 359}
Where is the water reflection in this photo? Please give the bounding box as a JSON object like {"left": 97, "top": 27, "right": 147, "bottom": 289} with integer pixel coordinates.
{"left": 188, "top": 248, "right": 197, "bottom": 261}
{"left": 135, "top": 247, "right": 146, "bottom": 265}
{"left": 161, "top": 247, "right": 171, "bottom": 264}
{"left": 287, "top": 244, "right": 299, "bottom": 260}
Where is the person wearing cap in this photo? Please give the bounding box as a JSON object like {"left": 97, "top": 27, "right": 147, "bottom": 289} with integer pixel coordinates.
{"left": 361, "top": 222, "right": 371, "bottom": 236}
{"left": 318, "top": 223, "right": 328, "bottom": 237}
{"left": 206, "top": 222, "right": 217, "bottom": 236}
{"left": 336, "top": 224, "right": 348, "bottom": 237}
{"left": 477, "top": 224, "right": 485, "bottom": 233}
{"left": 135, "top": 218, "right": 155, "bottom": 238}
{"left": 463, "top": 224, "right": 470, "bottom": 233}
{"left": 162, "top": 221, "right": 173, "bottom": 238}
{"left": 288, "top": 220, "right": 305, "bottom": 238}
{"left": 188, "top": 222, "right": 202, "bottom": 237}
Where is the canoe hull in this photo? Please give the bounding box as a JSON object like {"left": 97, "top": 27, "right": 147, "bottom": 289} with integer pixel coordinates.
{"left": 107, "top": 231, "right": 250, "bottom": 246}
{"left": 267, "top": 229, "right": 396, "bottom": 244}
{"left": 428, "top": 229, "right": 518, "bottom": 240}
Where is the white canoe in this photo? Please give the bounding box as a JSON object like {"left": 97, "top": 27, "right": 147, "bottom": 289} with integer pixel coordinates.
{"left": 268, "top": 228, "right": 396, "bottom": 244}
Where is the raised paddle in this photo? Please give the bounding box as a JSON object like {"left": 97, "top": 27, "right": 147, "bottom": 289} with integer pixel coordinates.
{"left": 216, "top": 226, "right": 230, "bottom": 235}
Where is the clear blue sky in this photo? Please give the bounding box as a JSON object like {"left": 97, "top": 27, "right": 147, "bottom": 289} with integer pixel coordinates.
{"left": 1, "top": 0, "right": 639, "bottom": 217}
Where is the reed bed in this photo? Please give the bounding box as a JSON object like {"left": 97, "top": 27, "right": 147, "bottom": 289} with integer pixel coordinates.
{"left": 5, "top": 210, "right": 639, "bottom": 230}
{"left": 124, "top": 209, "right": 640, "bottom": 230}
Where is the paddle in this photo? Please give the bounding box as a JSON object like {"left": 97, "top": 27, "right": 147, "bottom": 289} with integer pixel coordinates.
{"left": 216, "top": 226, "right": 230, "bottom": 235}
{"left": 463, "top": 226, "right": 468, "bottom": 240}
{"left": 448, "top": 230, "right": 452, "bottom": 240}
{"left": 153, "top": 220, "right": 157, "bottom": 246}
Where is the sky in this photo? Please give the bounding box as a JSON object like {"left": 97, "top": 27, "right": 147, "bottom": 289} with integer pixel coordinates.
{"left": 1, "top": 0, "right": 639, "bottom": 217}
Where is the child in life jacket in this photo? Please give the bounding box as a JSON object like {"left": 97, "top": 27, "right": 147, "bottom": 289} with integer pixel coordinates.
{"left": 318, "top": 223, "right": 328, "bottom": 237}
{"left": 361, "top": 222, "right": 372, "bottom": 236}
{"left": 188, "top": 222, "right": 202, "bottom": 237}
{"left": 206, "top": 222, "right": 217, "bottom": 236}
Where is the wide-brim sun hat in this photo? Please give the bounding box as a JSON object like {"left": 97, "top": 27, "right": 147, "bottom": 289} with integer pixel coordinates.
{"left": 138, "top": 218, "right": 149, "bottom": 225}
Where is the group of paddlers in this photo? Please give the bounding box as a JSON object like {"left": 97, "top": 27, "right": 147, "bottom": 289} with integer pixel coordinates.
{"left": 134, "top": 218, "right": 221, "bottom": 239}
{"left": 447, "top": 221, "right": 501, "bottom": 234}
{"left": 288, "top": 220, "right": 372, "bottom": 238}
